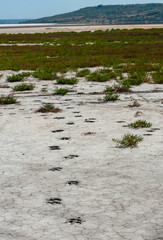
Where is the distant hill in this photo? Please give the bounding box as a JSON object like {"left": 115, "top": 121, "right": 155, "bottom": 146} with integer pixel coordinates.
{"left": 23, "top": 4, "right": 163, "bottom": 25}
{"left": 0, "top": 19, "right": 33, "bottom": 24}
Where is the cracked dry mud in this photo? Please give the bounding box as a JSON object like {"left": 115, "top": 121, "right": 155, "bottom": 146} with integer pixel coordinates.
{"left": 0, "top": 70, "right": 163, "bottom": 240}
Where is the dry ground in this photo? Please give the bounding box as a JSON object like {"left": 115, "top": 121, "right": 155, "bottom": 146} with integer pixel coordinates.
{"left": 0, "top": 70, "right": 163, "bottom": 240}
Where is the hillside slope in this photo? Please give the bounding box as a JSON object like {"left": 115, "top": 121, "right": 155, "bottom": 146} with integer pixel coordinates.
{"left": 24, "top": 4, "right": 163, "bottom": 25}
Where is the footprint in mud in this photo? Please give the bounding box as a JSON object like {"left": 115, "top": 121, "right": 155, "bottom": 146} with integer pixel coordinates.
{"left": 66, "top": 122, "right": 74, "bottom": 125}
{"left": 49, "top": 146, "right": 61, "bottom": 150}
{"left": 64, "top": 154, "right": 79, "bottom": 159}
{"left": 73, "top": 111, "right": 80, "bottom": 114}
{"left": 68, "top": 217, "right": 82, "bottom": 224}
{"left": 143, "top": 134, "right": 153, "bottom": 136}
{"left": 67, "top": 107, "right": 74, "bottom": 109}
{"left": 67, "top": 181, "right": 79, "bottom": 185}
{"left": 84, "top": 132, "right": 96, "bottom": 136}
{"left": 146, "top": 130, "right": 154, "bottom": 133}
{"left": 52, "top": 130, "right": 64, "bottom": 133}
{"left": 47, "top": 198, "right": 62, "bottom": 205}
{"left": 75, "top": 115, "right": 82, "bottom": 118}
{"left": 151, "top": 128, "right": 160, "bottom": 131}
{"left": 117, "top": 121, "right": 125, "bottom": 123}
{"left": 85, "top": 118, "right": 96, "bottom": 123}
{"left": 60, "top": 137, "right": 71, "bottom": 140}
{"left": 53, "top": 117, "right": 65, "bottom": 119}
{"left": 49, "top": 167, "right": 62, "bottom": 172}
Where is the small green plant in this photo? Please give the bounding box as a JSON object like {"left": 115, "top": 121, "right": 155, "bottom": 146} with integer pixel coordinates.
{"left": 32, "top": 69, "right": 56, "bottom": 80}
{"left": 128, "top": 120, "right": 152, "bottom": 128}
{"left": 113, "top": 133, "right": 143, "bottom": 147}
{"left": 0, "top": 74, "right": 3, "bottom": 78}
{"left": 0, "top": 95, "right": 17, "bottom": 104}
{"left": 76, "top": 69, "right": 90, "bottom": 77}
{"left": 56, "top": 78, "right": 78, "bottom": 85}
{"left": 87, "top": 72, "right": 108, "bottom": 82}
{"left": 41, "top": 88, "right": 47, "bottom": 92}
{"left": 104, "top": 92, "right": 119, "bottom": 101}
{"left": 37, "top": 104, "right": 61, "bottom": 113}
{"left": 13, "top": 83, "right": 35, "bottom": 91}
{"left": 7, "top": 72, "right": 31, "bottom": 82}
{"left": 152, "top": 71, "right": 163, "bottom": 84}
{"left": 55, "top": 88, "right": 69, "bottom": 95}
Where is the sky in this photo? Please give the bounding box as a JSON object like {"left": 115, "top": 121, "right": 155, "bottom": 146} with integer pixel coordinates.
{"left": 1, "top": 0, "right": 163, "bottom": 19}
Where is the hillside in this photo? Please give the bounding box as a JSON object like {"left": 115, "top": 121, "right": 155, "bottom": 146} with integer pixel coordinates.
{"left": 23, "top": 4, "right": 163, "bottom": 25}
{"left": 0, "top": 19, "right": 32, "bottom": 24}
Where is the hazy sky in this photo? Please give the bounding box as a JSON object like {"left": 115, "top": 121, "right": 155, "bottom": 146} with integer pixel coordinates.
{"left": 1, "top": 0, "right": 162, "bottom": 19}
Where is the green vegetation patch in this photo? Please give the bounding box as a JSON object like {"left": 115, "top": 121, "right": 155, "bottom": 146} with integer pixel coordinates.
{"left": 0, "top": 95, "right": 17, "bottom": 104}
{"left": 13, "top": 83, "right": 35, "bottom": 91}
{"left": 113, "top": 133, "right": 143, "bottom": 147}
{"left": 128, "top": 120, "right": 152, "bottom": 128}
{"left": 76, "top": 69, "right": 90, "bottom": 77}
{"left": 152, "top": 71, "right": 163, "bottom": 84}
{"left": 55, "top": 88, "right": 69, "bottom": 95}
{"left": 32, "top": 69, "right": 57, "bottom": 80}
{"left": 104, "top": 92, "right": 119, "bottom": 101}
{"left": 7, "top": 72, "right": 31, "bottom": 82}
{"left": 87, "top": 70, "right": 116, "bottom": 82}
{"left": 56, "top": 78, "right": 78, "bottom": 85}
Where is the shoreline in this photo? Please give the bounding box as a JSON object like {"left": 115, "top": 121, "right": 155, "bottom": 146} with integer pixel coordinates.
{"left": 0, "top": 23, "right": 163, "bottom": 34}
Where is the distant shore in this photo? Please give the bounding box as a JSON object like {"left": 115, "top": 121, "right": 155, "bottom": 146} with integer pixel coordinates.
{"left": 0, "top": 23, "right": 163, "bottom": 34}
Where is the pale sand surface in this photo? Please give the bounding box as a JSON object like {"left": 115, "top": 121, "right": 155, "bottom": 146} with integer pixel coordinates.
{"left": 0, "top": 24, "right": 163, "bottom": 34}
{"left": 0, "top": 69, "right": 163, "bottom": 240}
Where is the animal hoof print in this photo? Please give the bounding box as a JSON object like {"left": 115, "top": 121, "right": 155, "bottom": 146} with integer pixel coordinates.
{"left": 52, "top": 130, "right": 64, "bottom": 133}
{"left": 48, "top": 198, "right": 62, "bottom": 205}
{"left": 68, "top": 217, "right": 82, "bottom": 224}
{"left": 60, "top": 137, "right": 70, "bottom": 140}
{"left": 67, "top": 181, "right": 79, "bottom": 185}
{"left": 85, "top": 118, "right": 96, "bottom": 123}
{"left": 49, "top": 167, "right": 62, "bottom": 172}
{"left": 64, "top": 154, "right": 79, "bottom": 159}
{"left": 49, "top": 146, "right": 61, "bottom": 150}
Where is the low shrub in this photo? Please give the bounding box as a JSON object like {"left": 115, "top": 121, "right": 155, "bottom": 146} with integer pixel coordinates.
{"left": 55, "top": 88, "right": 69, "bottom": 95}
{"left": 113, "top": 133, "right": 143, "bottom": 147}
{"left": 36, "top": 104, "right": 61, "bottom": 113}
{"left": 56, "top": 78, "right": 78, "bottom": 85}
{"left": 13, "top": 83, "right": 35, "bottom": 91}
{"left": 128, "top": 120, "right": 152, "bottom": 128}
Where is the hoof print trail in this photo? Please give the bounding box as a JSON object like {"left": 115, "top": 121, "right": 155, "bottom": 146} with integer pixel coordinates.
{"left": 52, "top": 130, "right": 64, "bottom": 133}
{"left": 64, "top": 154, "right": 78, "bottom": 159}
{"left": 47, "top": 198, "right": 62, "bottom": 205}
{"left": 49, "top": 167, "right": 62, "bottom": 172}
{"left": 75, "top": 115, "right": 82, "bottom": 118}
{"left": 67, "top": 181, "right": 79, "bottom": 185}
{"left": 68, "top": 217, "right": 82, "bottom": 224}
{"left": 84, "top": 132, "right": 96, "bottom": 136}
{"left": 49, "top": 146, "right": 61, "bottom": 150}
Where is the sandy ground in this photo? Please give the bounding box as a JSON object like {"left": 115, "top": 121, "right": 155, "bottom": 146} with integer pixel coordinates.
{"left": 0, "top": 24, "right": 163, "bottom": 34}
{"left": 0, "top": 69, "right": 163, "bottom": 240}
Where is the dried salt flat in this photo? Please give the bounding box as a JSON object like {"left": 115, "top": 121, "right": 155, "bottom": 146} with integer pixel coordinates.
{"left": 0, "top": 70, "right": 163, "bottom": 240}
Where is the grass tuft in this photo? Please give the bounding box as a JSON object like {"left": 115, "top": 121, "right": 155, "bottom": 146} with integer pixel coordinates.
{"left": 55, "top": 88, "right": 69, "bottom": 95}
{"left": 13, "top": 83, "right": 35, "bottom": 91}
{"left": 152, "top": 71, "right": 163, "bottom": 84}
{"left": 104, "top": 92, "right": 119, "bottom": 101}
{"left": 7, "top": 72, "right": 31, "bottom": 82}
{"left": 56, "top": 78, "right": 78, "bottom": 85}
{"left": 128, "top": 120, "right": 152, "bottom": 128}
{"left": 0, "top": 95, "right": 17, "bottom": 104}
{"left": 76, "top": 69, "right": 90, "bottom": 77}
{"left": 32, "top": 69, "right": 56, "bottom": 80}
{"left": 113, "top": 133, "right": 143, "bottom": 147}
